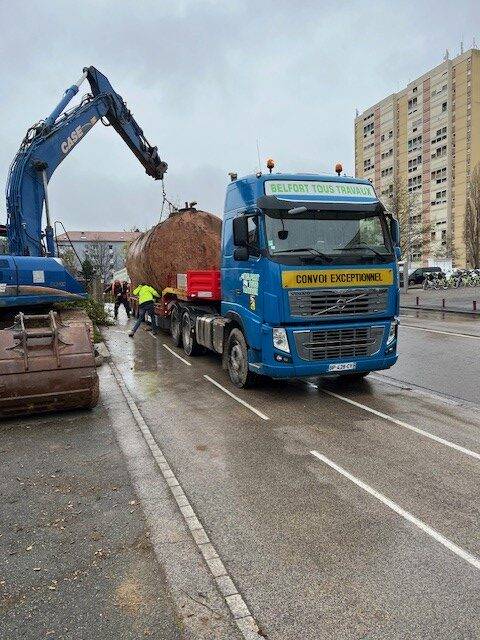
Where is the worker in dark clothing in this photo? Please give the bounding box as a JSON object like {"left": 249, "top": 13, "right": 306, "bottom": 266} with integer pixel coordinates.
{"left": 129, "top": 283, "right": 160, "bottom": 337}
{"left": 105, "top": 279, "right": 122, "bottom": 298}
{"left": 114, "top": 283, "right": 131, "bottom": 319}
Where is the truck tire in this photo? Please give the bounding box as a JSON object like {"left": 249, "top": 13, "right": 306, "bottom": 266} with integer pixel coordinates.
{"left": 170, "top": 304, "right": 182, "bottom": 347}
{"left": 181, "top": 310, "right": 202, "bottom": 356}
{"left": 226, "top": 328, "right": 256, "bottom": 388}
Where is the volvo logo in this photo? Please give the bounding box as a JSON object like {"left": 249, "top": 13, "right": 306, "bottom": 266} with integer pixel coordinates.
{"left": 335, "top": 298, "right": 347, "bottom": 310}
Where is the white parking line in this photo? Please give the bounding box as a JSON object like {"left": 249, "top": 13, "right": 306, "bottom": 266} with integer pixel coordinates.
{"left": 162, "top": 343, "right": 192, "bottom": 366}
{"left": 317, "top": 386, "right": 480, "bottom": 462}
{"left": 310, "top": 451, "right": 480, "bottom": 571}
{"left": 401, "top": 325, "right": 480, "bottom": 340}
{"left": 203, "top": 375, "right": 269, "bottom": 421}
{"left": 109, "top": 361, "right": 263, "bottom": 639}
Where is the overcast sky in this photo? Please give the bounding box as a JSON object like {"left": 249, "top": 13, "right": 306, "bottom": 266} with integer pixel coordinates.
{"left": 0, "top": 1, "right": 478, "bottom": 232}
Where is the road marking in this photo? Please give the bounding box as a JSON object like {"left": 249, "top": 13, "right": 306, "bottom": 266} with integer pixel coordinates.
{"left": 401, "top": 325, "right": 480, "bottom": 340}
{"left": 162, "top": 343, "right": 192, "bottom": 366}
{"left": 109, "top": 361, "right": 263, "bottom": 639}
{"left": 317, "top": 386, "right": 480, "bottom": 462}
{"left": 203, "top": 375, "right": 269, "bottom": 421}
{"left": 310, "top": 451, "right": 480, "bottom": 571}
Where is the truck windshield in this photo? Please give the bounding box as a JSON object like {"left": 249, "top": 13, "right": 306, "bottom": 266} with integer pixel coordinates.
{"left": 263, "top": 209, "right": 394, "bottom": 265}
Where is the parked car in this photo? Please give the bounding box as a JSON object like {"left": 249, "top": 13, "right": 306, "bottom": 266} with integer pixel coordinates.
{"left": 408, "top": 266, "right": 444, "bottom": 286}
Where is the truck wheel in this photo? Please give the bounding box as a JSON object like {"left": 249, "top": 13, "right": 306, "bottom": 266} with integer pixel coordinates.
{"left": 170, "top": 304, "right": 182, "bottom": 347}
{"left": 181, "top": 310, "right": 202, "bottom": 356}
{"left": 226, "top": 328, "right": 256, "bottom": 388}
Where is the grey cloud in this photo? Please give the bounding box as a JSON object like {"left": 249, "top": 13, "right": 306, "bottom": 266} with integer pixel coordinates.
{"left": 1, "top": 0, "right": 478, "bottom": 232}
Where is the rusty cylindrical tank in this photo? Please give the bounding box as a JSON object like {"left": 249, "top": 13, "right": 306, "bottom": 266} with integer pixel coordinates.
{"left": 126, "top": 206, "right": 222, "bottom": 292}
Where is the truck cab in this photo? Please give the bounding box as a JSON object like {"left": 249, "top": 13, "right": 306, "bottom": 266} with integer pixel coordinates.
{"left": 220, "top": 172, "right": 400, "bottom": 386}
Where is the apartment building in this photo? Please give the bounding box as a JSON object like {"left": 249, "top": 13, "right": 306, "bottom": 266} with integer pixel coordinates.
{"left": 56, "top": 230, "right": 140, "bottom": 283}
{"left": 355, "top": 47, "right": 480, "bottom": 268}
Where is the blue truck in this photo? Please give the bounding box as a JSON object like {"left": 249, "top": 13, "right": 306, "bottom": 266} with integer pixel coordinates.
{"left": 157, "top": 167, "right": 401, "bottom": 388}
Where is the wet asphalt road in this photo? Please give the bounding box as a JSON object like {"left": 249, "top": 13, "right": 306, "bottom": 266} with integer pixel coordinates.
{"left": 104, "top": 310, "right": 480, "bottom": 640}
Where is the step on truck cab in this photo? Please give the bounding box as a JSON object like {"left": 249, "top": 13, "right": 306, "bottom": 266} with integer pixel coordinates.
{"left": 156, "top": 170, "right": 401, "bottom": 388}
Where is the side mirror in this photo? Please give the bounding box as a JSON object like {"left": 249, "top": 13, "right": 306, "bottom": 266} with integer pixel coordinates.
{"left": 390, "top": 218, "right": 400, "bottom": 247}
{"left": 233, "top": 216, "right": 249, "bottom": 247}
{"left": 234, "top": 246, "right": 249, "bottom": 261}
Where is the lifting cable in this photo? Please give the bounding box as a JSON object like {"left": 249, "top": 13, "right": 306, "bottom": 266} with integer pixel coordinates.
{"left": 160, "top": 178, "right": 177, "bottom": 222}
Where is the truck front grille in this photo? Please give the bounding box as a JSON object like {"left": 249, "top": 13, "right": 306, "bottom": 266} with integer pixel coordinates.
{"left": 294, "top": 326, "right": 384, "bottom": 361}
{"left": 288, "top": 288, "right": 388, "bottom": 318}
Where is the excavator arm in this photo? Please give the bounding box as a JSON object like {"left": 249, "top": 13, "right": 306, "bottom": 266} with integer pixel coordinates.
{"left": 6, "top": 66, "right": 167, "bottom": 257}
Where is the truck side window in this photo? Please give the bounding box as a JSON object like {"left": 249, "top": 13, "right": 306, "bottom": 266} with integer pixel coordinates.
{"left": 247, "top": 216, "right": 260, "bottom": 256}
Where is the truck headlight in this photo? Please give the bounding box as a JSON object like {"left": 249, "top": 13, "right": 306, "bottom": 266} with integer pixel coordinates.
{"left": 386, "top": 319, "right": 398, "bottom": 345}
{"left": 273, "top": 327, "right": 290, "bottom": 353}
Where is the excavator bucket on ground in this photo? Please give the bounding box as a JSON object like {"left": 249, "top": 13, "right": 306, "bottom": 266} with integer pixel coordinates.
{"left": 0, "top": 310, "right": 99, "bottom": 418}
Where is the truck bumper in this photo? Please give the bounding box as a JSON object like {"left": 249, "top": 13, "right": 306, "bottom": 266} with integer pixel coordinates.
{"left": 249, "top": 319, "right": 398, "bottom": 379}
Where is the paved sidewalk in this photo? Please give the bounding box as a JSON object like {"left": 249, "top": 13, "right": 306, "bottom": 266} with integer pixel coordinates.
{"left": 0, "top": 395, "right": 182, "bottom": 639}
{"left": 401, "top": 287, "right": 480, "bottom": 314}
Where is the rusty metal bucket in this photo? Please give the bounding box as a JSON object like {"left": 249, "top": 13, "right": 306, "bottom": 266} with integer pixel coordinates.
{"left": 0, "top": 311, "right": 99, "bottom": 418}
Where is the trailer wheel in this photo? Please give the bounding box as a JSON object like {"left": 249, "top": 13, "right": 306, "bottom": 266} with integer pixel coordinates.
{"left": 181, "top": 311, "right": 202, "bottom": 356}
{"left": 170, "top": 304, "right": 182, "bottom": 347}
{"left": 226, "top": 328, "right": 256, "bottom": 388}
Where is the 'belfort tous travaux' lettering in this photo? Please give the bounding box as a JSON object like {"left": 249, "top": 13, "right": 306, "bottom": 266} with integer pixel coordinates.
{"left": 269, "top": 182, "right": 373, "bottom": 196}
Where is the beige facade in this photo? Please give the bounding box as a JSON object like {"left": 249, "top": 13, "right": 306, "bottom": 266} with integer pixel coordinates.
{"left": 354, "top": 48, "right": 480, "bottom": 268}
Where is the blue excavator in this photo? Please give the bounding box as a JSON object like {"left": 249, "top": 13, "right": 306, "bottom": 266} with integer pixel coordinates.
{"left": 0, "top": 66, "right": 167, "bottom": 417}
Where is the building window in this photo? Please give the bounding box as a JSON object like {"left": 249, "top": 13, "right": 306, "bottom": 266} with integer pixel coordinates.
{"left": 431, "top": 167, "right": 447, "bottom": 184}
{"left": 381, "top": 166, "right": 393, "bottom": 177}
{"left": 408, "top": 155, "right": 422, "bottom": 172}
{"left": 408, "top": 175, "right": 422, "bottom": 192}
{"left": 431, "top": 126, "right": 447, "bottom": 144}
{"left": 408, "top": 96, "right": 418, "bottom": 113}
{"left": 432, "top": 145, "right": 447, "bottom": 159}
{"left": 408, "top": 135, "right": 422, "bottom": 152}
{"left": 363, "top": 122, "right": 374, "bottom": 137}
{"left": 431, "top": 189, "right": 447, "bottom": 205}
{"left": 442, "top": 102, "right": 447, "bottom": 112}
{"left": 363, "top": 158, "right": 374, "bottom": 171}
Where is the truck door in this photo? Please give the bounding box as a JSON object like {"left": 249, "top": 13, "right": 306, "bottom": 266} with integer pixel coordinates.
{"left": 233, "top": 215, "right": 264, "bottom": 348}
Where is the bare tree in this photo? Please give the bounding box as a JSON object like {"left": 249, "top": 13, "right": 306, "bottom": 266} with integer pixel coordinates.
{"left": 86, "top": 239, "right": 117, "bottom": 283}
{"left": 465, "top": 163, "right": 480, "bottom": 268}
{"left": 385, "top": 174, "right": 427, "bottom": 264}
{"left": 59, "top": 247, "right": 80, "bottom": 275}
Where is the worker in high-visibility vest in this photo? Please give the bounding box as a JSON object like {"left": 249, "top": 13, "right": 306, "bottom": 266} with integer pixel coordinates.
{"left": 129, "top": 283, "right": 160, "bottom": 337}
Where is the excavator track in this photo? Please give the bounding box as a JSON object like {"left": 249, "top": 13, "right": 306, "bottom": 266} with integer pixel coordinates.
{"left": 0, "top": 309, "right": 99, "bottom": 418}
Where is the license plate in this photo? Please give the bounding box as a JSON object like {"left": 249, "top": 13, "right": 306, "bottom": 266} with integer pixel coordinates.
{"left": 328, "top": 362, "right": 356, "bottom": 372}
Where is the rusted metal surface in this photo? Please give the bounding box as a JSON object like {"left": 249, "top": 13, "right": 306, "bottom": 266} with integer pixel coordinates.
{"left": 0, "top": 310, "right": 99, "bottom": 418}
{"left": 126, "top": 207, "right": 221, "bottom": 293}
